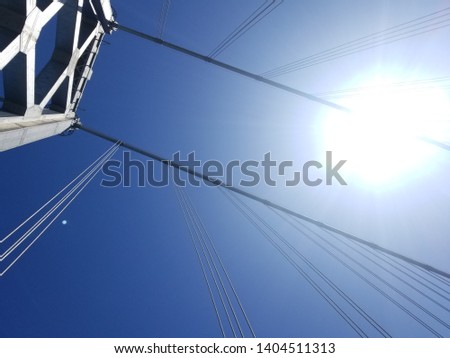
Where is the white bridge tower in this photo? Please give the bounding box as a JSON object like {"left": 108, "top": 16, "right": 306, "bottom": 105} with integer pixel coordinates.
{"left": 0, "top": 0, "right": 115, "bottom": 151}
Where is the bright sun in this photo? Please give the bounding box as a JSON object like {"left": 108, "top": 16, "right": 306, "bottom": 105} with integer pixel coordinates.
{"left": 322, "top": 80, "right": 450, "bottom": 187}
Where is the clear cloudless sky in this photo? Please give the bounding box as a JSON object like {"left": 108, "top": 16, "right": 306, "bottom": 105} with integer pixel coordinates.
{"left": 0, "top": 0, "right": 450, "bottom": 338}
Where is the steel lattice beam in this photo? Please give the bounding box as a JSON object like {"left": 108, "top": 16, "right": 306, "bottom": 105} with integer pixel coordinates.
{"left": 0, "top": 0, "right": 115, "bottom": 151}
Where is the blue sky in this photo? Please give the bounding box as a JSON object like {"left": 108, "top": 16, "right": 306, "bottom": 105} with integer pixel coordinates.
{"left": 1, "top": 0, "right": 450, "bottom": 337}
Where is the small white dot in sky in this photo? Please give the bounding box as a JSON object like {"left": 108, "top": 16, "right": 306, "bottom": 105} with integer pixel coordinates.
{"left": 62, "top": 220, "right": 68, "bottom": 225}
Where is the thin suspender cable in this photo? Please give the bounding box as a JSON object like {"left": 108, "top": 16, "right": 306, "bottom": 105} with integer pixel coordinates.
{"left": 0, "top": 141, "right": 121, "bottom": 261}
{"left": 420, "top": 267, "right": 450, "bottom": 287}
{"left": 173, "top": 186, "right": 226, "bottom": 337}
{"left": 277, "top": 212, "right": 443, "bottom": 337}
{"left": 231, "top": 191, "right": 388, "bottom": 337}
{"left": 375, "top": 250, "right": 450, "bottom": 295}
{"left": 157, "top": 0, "right": 171, "bottom": 39}
{"left": 0, "top": 142, "right": 121, "bottom": 261}
{"left": 179, "top": 189, "right": 241, "bottom": 337}
{"left": 265, "top": 207, "right": 391, "bottom": 337}
{"left": 263, "top": 21, "right": 450, "bottom": 77}
{"left": 177, "top": 187, "right": 238, "bottom": 337}
{"left": 321, "top": 227, "right": 450, "bottom": 331}
{"left": 209, "top": 0, "right": 282, "bottom": 58}
{"left": 0, "top": 141, "right": 121, "bottom": 244}
{"left": 219, "top": 188, "right": 367, "bottom": 337}
{"left": 263, "top": 6, "right": 450, "bottom": 76}
{"left": 328, "top": 232, "right": 450, "bottom": 315}
{"left": 175, "top": 186, "right": 226, "bottom": 337}
{"left": 0, "top": 142, "right": 121, "bottom": 262}
{"left": 296, "top": 219, "right": 445, "bottom": 336}
{"left": 261, "top": 7, "right": 450, "bottom": 77}
{"left": 350, "top": 240, "right": 450, "bottom": 302}
{"left": 209, "top": 0, "right": 271, "bottom": 58}
{"left": 0, "top": 142, "right": 120, "bottom": 276}
{"left": 181, "top": 189, "right": 255, "bottom": 337}
{"left": 182, "top": 188, "right": 256, "bottom": 337}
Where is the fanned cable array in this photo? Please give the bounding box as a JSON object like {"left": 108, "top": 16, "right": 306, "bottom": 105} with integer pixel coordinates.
{"left": 208, "top": 0, "right": 283, "bottom": 59}
{"left": 0, "top": 141, "right": 121, "bottom": 276}
{"left": 174, "top": 183, "right": 256, "bottom": 338}
{"left": 72, "top": 126, "right": 450, "bottom": 337}
{"left": 218, "top": 188, "right": 450, "bottom": 337}
{"left": 261, "top": 6, "right": 450, "bottom": 78}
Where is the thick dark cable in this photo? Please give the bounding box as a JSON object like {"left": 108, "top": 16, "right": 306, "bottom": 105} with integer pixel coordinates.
{"left": 421, "top": 267, "right": 450, "bottom": 287}
{"left": 114, "top": 24, "right": 450, "bottom": 153}
{"left": 375, "top": 250, "right": 450, "bottom": 295}
{"left": 74, "top": 123, "right": 450, "bottom": 280}
{"left": 331, "top": 234, "right": 450, "bottom": 311}
{"left": 232, "top": 192, "right": 388, "bottom": 337}
{"left": 350, "top": 239, "right": 450, "bottom": 301}
{"left": 115, "top": 23, "right": 350, "bottom": 113}
{"left": 265, "top": 207, "right": 391, "bottom": 337}
{"left": 282, "top": 214, "right": 443, "bottom": 337}
{"left": 418, "top": 136, "right": 450, "bottom": 151}
{"left": 321, "top": 226, "right": 450, "bottom": 330}
{"left": 312, "top": 224, "right": 448, "bottom": 335}
{"left": 331, "top": 234, "right": 450, "bottom": 314}
{"left": 219, "top": 188, "right": 367, "bottom": 337}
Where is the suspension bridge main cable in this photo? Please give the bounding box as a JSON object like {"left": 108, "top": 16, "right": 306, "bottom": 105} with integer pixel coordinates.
{"left": 220, "top": 188, "right": 390, "bottom": 337}
{"left": 374, "top": 249, "right": 450, "bottom": 294}
{"left": 115, "top": 23, "right": 349, "bottom": 113}
{"left": 74, "top": 122, "right": 450, "bottom": 280}
{"left": 114, "top": 23, "right": 450, "bottom": 152}
{"left": 270, "top": 208, "right": 446, "bottom": 337}
{"left": 344, "top": 236, "right": 450, "bottom": 305}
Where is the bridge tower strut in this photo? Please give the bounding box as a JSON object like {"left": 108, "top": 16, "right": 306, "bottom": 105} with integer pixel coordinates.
{"left": 0, "top": 0, "right": 115, "bottom": 151}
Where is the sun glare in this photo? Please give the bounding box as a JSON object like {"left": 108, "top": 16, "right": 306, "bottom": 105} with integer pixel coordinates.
{"left": 322, "top": 80, "right": 450, "bottom": 187}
